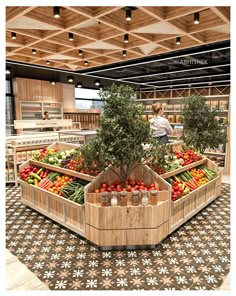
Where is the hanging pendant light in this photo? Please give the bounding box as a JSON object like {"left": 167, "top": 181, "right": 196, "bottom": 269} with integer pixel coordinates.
{"left": 194, "top": 12, "right": 200, "bottom": 24}
{"left": 46, "top": 60, "right": 50, "bottom": 65}
{"left": 78, "top": 49, "right": 83, "bottom": 56}
{"left": 122, "top": 50, "right": 127, "bottom": 56}
{"left": 76, "top": 82, "right": 82, "bottom": 88}
{"left": 11, "top": 32, "right": 16, "bottom": 39}
{"left": 50, "top": 81, "right": 56, "bottom": 85}
{"left": 32, "top": 49, "right": 37, "bottom": 54}
{"left": 69, "top": 32, "right": 74, "bottom": 41}
{"left": 124, "top": 34, "right": 129, "bottom": 43}
{"left": 84, "top": 60, "right": 89, "bottom": 66}
{"left": 176, "top": 37, "right": 181, "bottom": 45}
{"left": 126, "top": 9, "right": 132, "bottom": 21}
{"left": 54, "top": 7, "right": 60, "bottom": 18}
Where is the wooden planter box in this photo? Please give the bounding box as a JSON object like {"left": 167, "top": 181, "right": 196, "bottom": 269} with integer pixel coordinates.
{"left": 85, "top": 164, "right": 171, "bottom": 247}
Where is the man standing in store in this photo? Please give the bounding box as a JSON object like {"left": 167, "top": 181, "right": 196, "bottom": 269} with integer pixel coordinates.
{"left": 149, "top": 103, "right": 173, "bottom": 144}
{"left": 42, "top": 111, "right": 53, "bottom": 131}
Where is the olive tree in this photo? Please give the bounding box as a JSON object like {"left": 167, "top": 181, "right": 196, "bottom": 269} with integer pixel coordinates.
{"left": 180, "top": 96, "right": 228, "bottom": 154}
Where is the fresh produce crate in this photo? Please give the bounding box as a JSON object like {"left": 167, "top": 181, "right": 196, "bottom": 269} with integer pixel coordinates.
{"left": 85, "top": 164, "right": 171, "bottom": 247}
{"left": 168, "top": 158, "right": 220, "bottom": 233}
{"left": 19, "top": 178, "right": 86, "bottom": 237}
{"left": 31, "top": 142, "right": 95, "bottom": 182}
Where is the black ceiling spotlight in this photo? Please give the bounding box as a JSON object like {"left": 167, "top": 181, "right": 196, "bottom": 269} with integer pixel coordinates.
{"left": 78, "top": 49, "right": 83, "bottom": 56}
{"left": 6, "top": 67, "right": 11, "bottom": 75}
{"left": 53, "top": 6, "right": 60, "bottom": 18}
{"left": 11, "top": 32, "right": 16, "bottom": 40}
{"left": 122, "top": 50, "right": 127, "bottom": 56}
{"left": 50, "top": 81, "right": 56, "bottom": 85}
{"left": 84, "top": 60, "right": 89, "bottom": 66}
{"left": 32, "top": 49, "right": 37, "bottom": 54}
{"left": 69, "top": 32, "right": 74, "bottom": 41}
{"left": 94, "top": 79, "right": 100, "bottom": 86}
{"left": 124, "top": 33, "right": 129, "bottom": 43}
{"left": 194, "top": 12, "right": 200, "bottom": 24}
{"left": 176, "top": 37, "right": 181, "bottom": 45}
{"left": 126, "top": 8, "right": 132, "bottom": 21}
{"left": 46, "top": 60, "right": 50, "bottom": 65}
{"left": 76, "top": 82, "right": 82, "bottom": 88}
{"left": 67, "top": 76, "right": 74, "bottom": 83}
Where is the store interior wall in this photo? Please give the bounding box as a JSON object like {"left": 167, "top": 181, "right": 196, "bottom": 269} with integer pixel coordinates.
{"left": 62, "top": 84, "right": 75, "bottom": 109}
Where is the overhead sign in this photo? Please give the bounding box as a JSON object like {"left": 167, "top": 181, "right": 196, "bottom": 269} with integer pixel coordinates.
{"left": 14, "top": 119, "right": 73, "bottom": 129}
{"left": 32, "top": 95, "right": 48, "bottom": 99}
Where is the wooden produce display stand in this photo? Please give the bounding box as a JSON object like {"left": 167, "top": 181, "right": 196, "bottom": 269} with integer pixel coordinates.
{"left": 161, "top": 158, "right": 222, "bottom": 234}
{"left": 85, "top": 165, "right": 171, "bottom": 247}
{"left": 19, "top": 142, "right": 97, "bottom": 238}
{"left": 19, "top": 142, "right": 223, "bottom": 249}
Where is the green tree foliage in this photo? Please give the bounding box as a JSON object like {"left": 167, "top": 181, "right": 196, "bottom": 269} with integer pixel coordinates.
{"left": 180, "top": 96, "right": 228, "bottom": 154}
{"left": 80, "top": 84, "right": 151, "bottom": 186}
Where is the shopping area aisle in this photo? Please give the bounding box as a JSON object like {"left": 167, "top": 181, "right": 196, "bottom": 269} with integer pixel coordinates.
{"left": 6, "top": 183, "right": 230, "bottom": 290}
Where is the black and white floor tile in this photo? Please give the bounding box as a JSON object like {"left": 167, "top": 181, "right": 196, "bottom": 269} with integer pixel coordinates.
{"left": 6, "top": 184, "right": 230, "bottom": 290}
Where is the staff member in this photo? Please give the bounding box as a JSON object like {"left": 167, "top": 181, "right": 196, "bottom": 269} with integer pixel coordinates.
{"left": 149, "top": 103, "right": 173, "bottom": 144}
{"left": 42, "top": 111, "right": 53, "bottom": 131}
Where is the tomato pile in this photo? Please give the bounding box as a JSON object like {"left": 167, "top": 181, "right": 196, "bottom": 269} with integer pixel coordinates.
{"left": 171, "top": 181, "right": 185, "bottom": 201}
{"left": 94, "top": 179, "right": 159, "bottom": 193}
{"left": 20, "top": 166, "right": 50, "bottom": 181}
{"left": 175, "top": 150, "right": 202, "bottom": 166}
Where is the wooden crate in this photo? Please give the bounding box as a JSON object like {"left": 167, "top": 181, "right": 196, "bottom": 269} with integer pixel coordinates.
{"left": 19, "top": 179, "right": 86, "bottom": 237}
{"left": 169, "top": 169, "right": 220, "bottom": 233}
{"left": 85, "top": 164, "right": 171, "bottom": 247}
{"left": 27, "top": 142, "right": 96, "bottom": 181}
{"left": 216, "top": 169, "right": 223, "bottom": 197}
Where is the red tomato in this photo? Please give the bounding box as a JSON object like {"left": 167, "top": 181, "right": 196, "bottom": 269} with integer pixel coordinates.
{"left": 101, "top": 183, "right": 108, "bottom": 189}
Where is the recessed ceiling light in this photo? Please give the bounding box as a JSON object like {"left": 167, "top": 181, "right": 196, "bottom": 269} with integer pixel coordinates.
{"left": 94, "top": 79, "right": 100, "bottom": 86}
{"left": 126, "top": 9, "right": 132, "bottom": 21}
{"left": 194, "top": 12, "right": 200, "bottom": 24}
{"left": 124, "top": 34, "right": 129, "bottom": 43}
{"left": 78, "top": 49, "right": 83, "bottom": 56}
{"left": 176, "top": 37, "right": 181, "bottom": 45}
{"left": 50, "top": 81, "right": 56, "bottom": 85}
{"left": 122, "top": 50, "right": 127, "bottom": 56}
{"left": 53, "top": 7, "right": 60, "bottom": 18}
{"left": 67, "top": 76, "right": 74, "bottom": 83}
{"left": 11, "top": 32, "right": 16, "bottom": 40}
{"left": 32, "top": 49, "right": 37, "bottom": 54}
{"left": 69, "top": 32, "right": 74, "bottom": 41}
{"left": 76, "top": 82, "right": 82, "bottom": 88}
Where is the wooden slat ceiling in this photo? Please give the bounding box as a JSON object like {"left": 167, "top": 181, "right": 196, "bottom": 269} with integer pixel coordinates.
{"left": 6, "top": 6, "right": 230, "bottom": 72}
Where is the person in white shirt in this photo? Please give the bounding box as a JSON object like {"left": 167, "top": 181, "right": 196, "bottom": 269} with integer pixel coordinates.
{"left": 149, "top": 103, "right": 173, "bottom": 144}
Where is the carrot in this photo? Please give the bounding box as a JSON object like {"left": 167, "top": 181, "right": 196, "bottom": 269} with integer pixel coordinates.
{"left": 186, "top": 180, "right": 197, "bottom": 189}
{"left": 41, "top": 179, "right": 51, "bottom": 189}
{"left": 45, "top": 182, "right": 54, "bottom": 191}
{"left": 192, "top": 178, "right": 200, "bottom": 187}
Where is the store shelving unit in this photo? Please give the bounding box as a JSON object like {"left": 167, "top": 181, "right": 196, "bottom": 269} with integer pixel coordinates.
{"left": 20, "top": 101, "right": 63, "bottom": 121}
{"left": 63, "top": 109, "right": 101, "bottom": 130}
{"left": 138, "top": 85, "right": 230, "bottom": 174}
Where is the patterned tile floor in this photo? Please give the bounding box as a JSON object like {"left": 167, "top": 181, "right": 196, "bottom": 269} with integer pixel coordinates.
{"left": 6, "top": 184, "right": 230, "bottom": 290}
